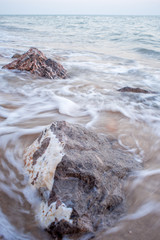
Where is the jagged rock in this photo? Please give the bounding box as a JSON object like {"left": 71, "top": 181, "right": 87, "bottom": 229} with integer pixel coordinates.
{"left": 3, "top": 48, "right": 67, "bottom": 79}
{"left": 23, "top": 121, "right": 141, "bottom": 239}
{"left": 118, "top": 86, "right": 155, "bottom": 94}
{"left": 12, "top": 53, "right": 21, "bottom": 58}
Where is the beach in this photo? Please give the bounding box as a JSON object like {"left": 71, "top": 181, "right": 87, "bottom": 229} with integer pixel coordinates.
{"left": 0, "top": 15, "right": 160, "bottom": 239}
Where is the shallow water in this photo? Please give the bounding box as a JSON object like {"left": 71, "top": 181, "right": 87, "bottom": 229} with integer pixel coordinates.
{"left": 0, "top": 15, "right": 160, "bottom": 239}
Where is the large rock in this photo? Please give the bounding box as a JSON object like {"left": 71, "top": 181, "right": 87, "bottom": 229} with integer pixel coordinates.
{"left": 23, "top": 121, "right": 141, "bottom": 239}
{"left": 3, "top": 48, "right": 67, "bottom": 79}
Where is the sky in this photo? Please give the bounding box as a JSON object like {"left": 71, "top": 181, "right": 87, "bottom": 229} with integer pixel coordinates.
{"left": 0, "top": 0, "right": 160, "bottom": 15}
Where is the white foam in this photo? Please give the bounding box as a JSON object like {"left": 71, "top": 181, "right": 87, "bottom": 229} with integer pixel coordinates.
{"left": 124, "top": 201, "right": 160, "bottom": 220}
{"left": 0, "top": 181, "right": 23, "bottom": 203}
{"left": 54, "top": 95, "right": 81, "bottom": 117}
{"left": 118, "top": 134, "right": 143, "bottom": 163}
{"left": 22, "top": 184, "right": 41, "bottom": 207}
{"left": 136, "top": 168, "right": 160, "bottom": 178}
{"left": 0, "top": 207, "right": 35, "bottom": 240}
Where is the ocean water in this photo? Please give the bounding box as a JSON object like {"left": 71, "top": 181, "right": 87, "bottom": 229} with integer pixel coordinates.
{"left": 0, "top": 15, "right": 160, "bottom": 240}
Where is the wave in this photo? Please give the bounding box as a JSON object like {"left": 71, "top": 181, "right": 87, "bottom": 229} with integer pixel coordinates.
{"left": 0, "top": 25, "right": 32, "bottom": 33}
{"left": 135, "top": 47, "right": 160, "bottom": 59}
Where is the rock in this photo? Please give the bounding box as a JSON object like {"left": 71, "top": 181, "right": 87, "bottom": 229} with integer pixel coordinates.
{"left": 118, "top": 86, "right": 155, "bottom": 94}
{"left": 23, "top": 121, "right": 141, "bottom": 239}
{"left": 12, "top": 53, "right": 21, "bottom": 58}
{"left": 3, "top": 48, "right": 67, "bottom": 79}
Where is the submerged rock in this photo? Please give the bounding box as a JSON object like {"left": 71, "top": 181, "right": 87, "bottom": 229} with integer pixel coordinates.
{"left": 118, "top": 86, "right": 155, "bottom": 94}
{"left": 3, "top": 48, "right": 67, "bottom": 79}
{"left": 23, "top": 121, "right": 141, "bottom": 239}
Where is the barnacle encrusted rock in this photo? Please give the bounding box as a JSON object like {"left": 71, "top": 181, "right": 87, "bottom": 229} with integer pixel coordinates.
{"left": 3, "top": 48, "right": 67, "bottom": 79}
{"left": 24, "top": 121, "right": 141, "bottom": 239}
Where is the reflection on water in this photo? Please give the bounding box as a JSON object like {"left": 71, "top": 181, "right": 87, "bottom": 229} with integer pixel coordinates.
{"left": 0, "top": 15, "right": 160, "bottom": 240}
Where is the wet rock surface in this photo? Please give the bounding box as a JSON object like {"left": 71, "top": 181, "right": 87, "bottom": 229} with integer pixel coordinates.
{"left": 118, "top": 86, "right": 155, "bottom": 94}
{"left": 12, "top": 53, "right": 21, "bottom": 58}
{"left": 24, "top": 121, "right": 141, "bottom": 239}
{"left": 3, "top": 48, "right": 67, "bottom": 79}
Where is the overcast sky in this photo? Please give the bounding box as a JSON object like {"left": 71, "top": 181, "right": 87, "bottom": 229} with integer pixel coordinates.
{"left": 0, "top": 0, "right": 160, "bottom": 15}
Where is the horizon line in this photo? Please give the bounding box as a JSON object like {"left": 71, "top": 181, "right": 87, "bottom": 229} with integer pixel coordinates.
{"left": 0, "top": 13, "right": 160, "bottom": 16}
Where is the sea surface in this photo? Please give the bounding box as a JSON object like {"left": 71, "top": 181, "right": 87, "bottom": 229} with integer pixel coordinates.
{"left": 0, "top": 15, "right": 160, "bottom": 240}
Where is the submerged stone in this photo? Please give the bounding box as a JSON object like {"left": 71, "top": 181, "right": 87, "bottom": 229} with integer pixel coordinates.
{"left": 23, "top": 121, "right": 141, "bottom": 239}
{"left": 118, "top": 86, "right": 155, "bottom": 94}
{"left": 3, "top": 48, "right": 67, "bottom": 79}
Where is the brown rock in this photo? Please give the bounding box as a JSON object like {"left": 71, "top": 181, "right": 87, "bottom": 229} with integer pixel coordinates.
{"left": 118, "top": 86, "right": 155, "bottom": 94}
{"left": 12, "top": 53, "right": 21, "bottom": 58}
{"left": 24, "top": 121, "right": 141, "bottom": 239}
{"left": 3, "top": 48, "right": 67, "bottom": 79}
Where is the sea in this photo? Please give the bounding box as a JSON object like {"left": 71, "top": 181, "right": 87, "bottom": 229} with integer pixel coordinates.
{"left": 0, "top": 15, "right": 160, "bottom": 240}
